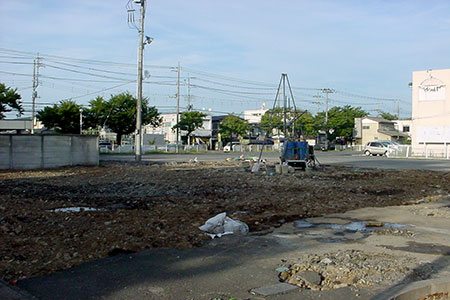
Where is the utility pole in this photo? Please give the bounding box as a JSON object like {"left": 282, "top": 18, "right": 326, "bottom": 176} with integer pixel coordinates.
{"left": 396, "top": 99, "right": 400, "bottom": 119}
{"left": 31, "top": 55, "right": 41, "bottom": 134}
{"left": 313, "top": 94, "right": 321, "bottom": 115}
{"left": 133, "top": 0, "right": 146, "bottom": 162}
{"left": 79, "top": 107, "right": 83, "bottom": 134}
{"left": 176, "top": 62, "right": 181, "bottom": 153}
{"left": 186, "top": 75, "right": 192, "bottom": 111}
{"left": 321, "top": 88, "right": 334, "bottom": 149}
{"left": 321, "top": 88, "right": 334, "bottom": 125}
{"left": 282, "top": 73, "right": 287, "bottom": 138}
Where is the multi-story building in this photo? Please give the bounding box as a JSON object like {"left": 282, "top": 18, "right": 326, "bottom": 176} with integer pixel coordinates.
{"left": 243, "top": 104, "right": 268, "bottom": 124}
{"left": 411, "top": 69, "right": 450, "bottom": 157}
{"left": 243, "top": 104, "right": 268, "bottom": 139}
{"left": 144, "top": 112, "right": 212, "bottom": 145}
{"left": 393, "top": 119, "right": 412, "bottom": 138}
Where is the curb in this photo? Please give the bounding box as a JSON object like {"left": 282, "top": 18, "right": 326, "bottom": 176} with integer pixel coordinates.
{"left": 0, "top": 279, "right": 35, "bottom": 300}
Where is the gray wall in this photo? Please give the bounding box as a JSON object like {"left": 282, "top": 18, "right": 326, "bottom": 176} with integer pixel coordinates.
{"left": 0, "top": 135, "right": 99, "bottom": 170}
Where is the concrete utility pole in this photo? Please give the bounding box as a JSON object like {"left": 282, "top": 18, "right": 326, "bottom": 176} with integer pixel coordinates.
{"left": 176, "top": 62, "right": 181, "bottom": 153}
{"left": 313, "top": 94, "right": 322, "bottom": 115}
{"left": 31, "top": 55, "right": 41, "bottom": 134}
{"left": 321, "top": 88, "right": 334, "bottom": 149}
{"left": 321, "top": 88, "right": 334, "bottom": 126}
{"left": 79, "top": 107, "right": 83, "bottom": 134}
{"left": 397, "top": 99, "right": 400, "bottom": 119}
{"left": 134, "top": 0, "right": 146, "bottom": 162}
{"left": 186, "top": 75, "right": 192, "bottom": 111}
{"left": 282, "top": 73, "right": 287, "bottom": 138}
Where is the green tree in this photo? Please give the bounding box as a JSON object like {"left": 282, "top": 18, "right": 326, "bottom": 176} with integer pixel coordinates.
{"left": 84, "top": 92, "right": 161, "bottom": 145}
{"left": 172, "top": 111, "right": 207, "bottom": 144}
{"left": 37, "top": 100, "right": 82, "bottom": 134}
{"left": 83, "top": 96, "right": 108, "bottom": 131}
{"left": 0, "top": 83, "right": 23, "bottom": 119}
{"left": 315, "top": 105, "right": 368, "bottom": 141}
{"left": 218, "top": 114, "right": 250, "bottom": 142}
{"left": 379, "top": 111, "right": 397, "bottom": 121}
{"left": 260, "top": 108, "right": 316, "bottom": 137}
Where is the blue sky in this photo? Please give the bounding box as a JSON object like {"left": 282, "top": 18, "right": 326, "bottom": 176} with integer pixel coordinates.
{"left": 1, "top": 0, "right": 450, "bottom": 118}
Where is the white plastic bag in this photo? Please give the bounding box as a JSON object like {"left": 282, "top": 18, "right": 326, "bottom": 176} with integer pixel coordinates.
{"left": 199, "top": 212, "right": 249, "bottom": 238}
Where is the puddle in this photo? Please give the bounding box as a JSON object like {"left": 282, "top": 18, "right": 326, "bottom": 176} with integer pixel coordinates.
{"left": 50, "top": 207, "right": 104, "bottom": 213}
{"left": 294, "top": 220, "right": 406, "bottom": 232}
{"left": 293, "top": 220, "right": 314, "bottom": 228}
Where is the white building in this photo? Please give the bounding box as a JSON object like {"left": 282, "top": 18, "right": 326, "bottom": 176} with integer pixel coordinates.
{"left": 411, "top": 69, "right": 450, "bottom": 157}
{"left": 144, "top": 113, "right": 212, "bottom": 144}
{"left": 243, "top": 103, "right": 268, "bottom": 124}
{"left": 393, "top": 119, "right": 412, "bottom": 138}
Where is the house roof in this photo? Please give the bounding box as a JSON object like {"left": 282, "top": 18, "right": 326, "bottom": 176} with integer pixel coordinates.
{"left": 364, "top": 116, "right": 394, "bottom": 123}
{"left": 377, "top": 129, "right": 409, "bottom": 137}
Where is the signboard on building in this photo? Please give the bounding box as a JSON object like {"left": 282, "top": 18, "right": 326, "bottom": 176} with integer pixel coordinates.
{"left": 418, "top": 75, "right": 446, "bottom": 101}
{"left": 416, "top": 126, "right": 450, "bottom": 142}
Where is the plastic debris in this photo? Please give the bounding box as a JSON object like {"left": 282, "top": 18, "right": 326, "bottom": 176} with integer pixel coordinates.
{"left": 199, "top": 212, "right": 249, "bottom": 238}
{"left": 251, "top": 163, "right": 261, "bottom": 173}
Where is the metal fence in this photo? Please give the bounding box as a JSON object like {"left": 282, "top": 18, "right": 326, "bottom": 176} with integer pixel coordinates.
{"left": 100, "top": 144, "right": 209, "bottom": 153}
{"left": 387, "top": 145, "right": 450, "bottom": 159}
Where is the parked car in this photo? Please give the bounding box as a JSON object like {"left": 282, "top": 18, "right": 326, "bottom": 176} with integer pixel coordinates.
{"left": 363, "top": 141, "right": 391, "bottom": 156}
{"left": 223, "top": 142, "right": 240, "bottom": 152}
{"left": 99, "top": 141, "right": 112, "bottom": 150}
{"left": 380, "top": 140, "right": 400, "bottom": 150}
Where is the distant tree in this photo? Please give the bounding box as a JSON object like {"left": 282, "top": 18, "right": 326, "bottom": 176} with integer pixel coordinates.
{"left": 218, "top": 114, "right": 250, "bottom": 142}
{"left": 84, "top": 92, "right": 161, "bottom": 145}
{"left": 379, "top": 111, "right": 397, "bottom": 121}
{"left": 172, "top": 111, "right": 207, "bottom": 145}
{"left": 295, "top": 111, "right": 316, "bottom": 136}
{"left": 83, "top": 96, "right": 108, "bottom": 131}
{"left": 0, "top": 83, "right": 23, "bottom": 119}
{"left": 315, "top": 105, "right": 368, "bottom": 141}
{"left": 260, "top": 108, "right": 316, "bottom": 137}
{"left": 37, "top": 100, "right": 82, "bottom": 134}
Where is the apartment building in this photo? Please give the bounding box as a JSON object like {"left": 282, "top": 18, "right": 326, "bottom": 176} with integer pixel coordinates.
{"left": 144, "top": 112, "right": 212, "bottom": 144}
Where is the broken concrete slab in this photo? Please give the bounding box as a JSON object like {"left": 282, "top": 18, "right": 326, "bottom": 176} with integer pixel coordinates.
{"left": 297, "top": 270, "right": 322, "bottom": 286}
{"left": 251, "top": 283, "right": 298, "bottom": 296}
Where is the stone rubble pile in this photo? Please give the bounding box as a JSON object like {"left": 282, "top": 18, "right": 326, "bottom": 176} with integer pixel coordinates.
{"left": 279, "top": 250, "right": 427, "bottom": 290}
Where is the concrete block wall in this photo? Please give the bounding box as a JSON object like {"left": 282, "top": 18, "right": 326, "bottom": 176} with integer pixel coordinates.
{"left": 0, "top": 135, "right": 99, "bottom": 170}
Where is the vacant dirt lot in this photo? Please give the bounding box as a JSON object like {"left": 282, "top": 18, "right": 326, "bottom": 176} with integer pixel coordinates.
{"left": 1, "top": 161, "right": 449, "bottom": 282}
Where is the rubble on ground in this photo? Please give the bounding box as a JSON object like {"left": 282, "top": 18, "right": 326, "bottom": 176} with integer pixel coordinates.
{"left": 0, "top": 161, "right": 449, "bottom": 282}
{"left": 279, "top": 250, "right": 434, "bottom": 290}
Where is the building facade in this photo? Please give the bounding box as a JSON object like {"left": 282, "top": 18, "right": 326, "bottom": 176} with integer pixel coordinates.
{"left": 411, "top": 69, "right": 450, "bottom": 157}
{"left": 354, "top": 117, "right": 408, "bottom": 146}
{"left": 144, "top": 113, "right": 212, "bottom": 145}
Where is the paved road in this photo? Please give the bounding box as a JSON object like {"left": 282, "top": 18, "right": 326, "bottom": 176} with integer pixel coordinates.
{"left": 101, "top": 151, "right": 450, "bottom": 171}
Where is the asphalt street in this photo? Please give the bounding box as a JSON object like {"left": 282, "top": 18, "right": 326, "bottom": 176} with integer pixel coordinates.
{"left": 100, "top": 150, "right": 450, "bottom": 171}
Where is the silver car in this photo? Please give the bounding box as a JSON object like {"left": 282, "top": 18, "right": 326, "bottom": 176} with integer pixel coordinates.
{"left": 364, "top": 141, "right": 390, "bottom": 156}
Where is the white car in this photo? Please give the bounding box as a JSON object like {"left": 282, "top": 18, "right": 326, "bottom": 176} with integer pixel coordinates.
{"left": 363, "top": 141, "right": 392, "bottom": 156}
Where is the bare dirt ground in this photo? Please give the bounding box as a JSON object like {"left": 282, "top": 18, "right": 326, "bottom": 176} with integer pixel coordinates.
{"left": 1, "top": 161, "right": 449, "bottom": 283}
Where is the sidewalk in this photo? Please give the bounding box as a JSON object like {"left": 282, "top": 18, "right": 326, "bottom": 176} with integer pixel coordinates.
{"left": 9, "top": 197, "right": 450, "bottom": 300}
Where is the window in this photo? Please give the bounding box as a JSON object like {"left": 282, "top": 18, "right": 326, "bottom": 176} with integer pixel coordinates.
{"left": 403, "top": 126, "right": 410, "bottom": 133}
{"left": 362, "top": 126, "right": 370, "bottom": 129}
